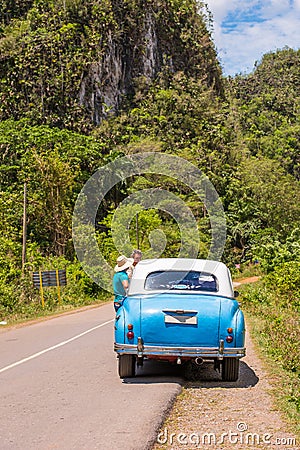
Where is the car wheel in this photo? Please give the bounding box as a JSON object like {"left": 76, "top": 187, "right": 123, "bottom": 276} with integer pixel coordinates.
{"left": 222, "top": 358, "right": 239, "bottom": 381}
{"left": 118, "top": 355, "right": 136, "bottom": 378}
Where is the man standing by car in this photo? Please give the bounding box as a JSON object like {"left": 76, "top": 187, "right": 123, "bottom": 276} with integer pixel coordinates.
{"left": 113, "top": 255, "right": 133, "bottom": 311}
{"left": 131, "top": 249, "right": 142, "bottom": 267}
{"left": 127, "top": 249, "right": 142, "bottom": 279}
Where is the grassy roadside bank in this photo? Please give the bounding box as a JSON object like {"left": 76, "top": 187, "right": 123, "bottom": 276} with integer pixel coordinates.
{"left": 240, "top": 275, "right": 300, "bottom": 437}
{"left": 243, "top": 311, "right": 300, "bottom": 439}
{"left": 0, "top": 257, "right": 113, "bottom": 327}
{"left": 0, "top": 297, "right": 112, "bottom": 330}
{"left": 0, "top": 268, "right": 112, "bottom": 328}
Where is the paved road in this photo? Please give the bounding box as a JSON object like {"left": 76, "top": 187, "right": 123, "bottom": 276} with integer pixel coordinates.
{"left": 0, "top": 304, "right": 182, "bottom": 450}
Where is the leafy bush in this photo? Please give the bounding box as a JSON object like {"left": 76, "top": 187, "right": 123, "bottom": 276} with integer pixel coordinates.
{"left": 251, "top": 228, "right": 300, "bottom": 273}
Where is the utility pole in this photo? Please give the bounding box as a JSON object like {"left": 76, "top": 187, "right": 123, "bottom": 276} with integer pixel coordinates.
{"left": 136, "top": 213, "right": 139, "bottom": 249}
{"left": 22, "top": 182, "right": 27, "bottom": 274}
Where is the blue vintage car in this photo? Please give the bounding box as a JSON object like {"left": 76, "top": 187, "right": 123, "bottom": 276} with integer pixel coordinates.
{"left": 114, "top": 258, "right": 245, "bottom": 381}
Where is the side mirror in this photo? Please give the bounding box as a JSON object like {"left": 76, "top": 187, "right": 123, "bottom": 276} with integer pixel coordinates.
{"left": 234, "top": 290, "right": 239, "bottom": 298}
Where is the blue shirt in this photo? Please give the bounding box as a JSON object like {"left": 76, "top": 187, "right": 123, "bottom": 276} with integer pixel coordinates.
{"left": 113, "top": 271, "right": 129, "bottom": 300}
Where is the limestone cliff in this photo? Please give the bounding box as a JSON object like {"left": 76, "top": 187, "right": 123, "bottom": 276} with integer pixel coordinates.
{"left": 0, "top": 0, "right": 223, "bottom": 129}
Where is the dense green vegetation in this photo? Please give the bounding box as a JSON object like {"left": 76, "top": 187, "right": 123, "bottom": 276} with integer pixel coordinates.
{"left": 0, "top": 0, "right": 299, "bottom": 399}
{"left": 0, "top": 0, "right": 225, "bottom": 319}
{"left": 0, "top": 0, "right": 222, "bottom": 130}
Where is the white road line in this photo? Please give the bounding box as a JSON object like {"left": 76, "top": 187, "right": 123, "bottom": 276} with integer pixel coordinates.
{"left": 0, "top": 319, "right": 114, "bottom": 374}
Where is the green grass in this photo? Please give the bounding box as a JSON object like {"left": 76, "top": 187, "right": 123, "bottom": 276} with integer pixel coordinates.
{"left": 0, "top": 262, "right": 113, "bottom": 326}
{"left": 0, "top": 287, "right": 112, "bottom": 327}
{"left": 240, "top": 282, "right": 300, "bottom": 439}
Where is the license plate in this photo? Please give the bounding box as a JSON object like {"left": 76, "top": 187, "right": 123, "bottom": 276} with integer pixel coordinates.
{"left": 164, "top": 314, "right": 197, "bottom": 324}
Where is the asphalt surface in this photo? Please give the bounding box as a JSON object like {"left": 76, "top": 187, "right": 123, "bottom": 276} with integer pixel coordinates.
{"left": 0, "top": 304, "right": 182, "bottom": 450}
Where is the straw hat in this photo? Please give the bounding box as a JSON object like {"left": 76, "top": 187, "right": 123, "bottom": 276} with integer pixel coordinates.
{"left": 114, "top": 255, "right": 134, "bottom": 273}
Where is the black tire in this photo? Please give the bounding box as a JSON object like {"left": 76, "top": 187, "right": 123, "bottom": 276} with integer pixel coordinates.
{"left": 118, "top": 355, "right": 136, "bottom": 378}
{"left": 222, "top": 358, "right": 239, "bottom": 381}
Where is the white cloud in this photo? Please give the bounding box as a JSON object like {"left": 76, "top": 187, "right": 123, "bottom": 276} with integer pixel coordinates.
{"left": 260, "top": 0, "right": 291, "bottom": 19}
{"left": 205, "top": 0, "right": 300, "bottom": 75}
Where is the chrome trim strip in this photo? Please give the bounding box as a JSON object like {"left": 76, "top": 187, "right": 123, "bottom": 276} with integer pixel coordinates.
{"left": 114, "top": 343, "right": 246, "bottom": 358}
{"left": 162, "top": 309, "right": 198, "bottom": 314}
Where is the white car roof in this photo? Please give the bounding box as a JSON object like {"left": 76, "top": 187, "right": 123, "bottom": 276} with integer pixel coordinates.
{"left": 128, "top": 258, "right": 234, "bottom": 297}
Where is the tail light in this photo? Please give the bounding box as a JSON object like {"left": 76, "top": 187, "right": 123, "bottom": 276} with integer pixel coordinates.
{"left": 127, "top": 324, "right": 134, "bottom": 340}
{"left": 226, "top": 327, "right": 234, "bottom": 343}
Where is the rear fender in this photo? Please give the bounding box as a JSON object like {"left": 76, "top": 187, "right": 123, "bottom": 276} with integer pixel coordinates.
{"left": 219, "top": 299, "right": 244, "bottom": 347}
{"left": 234, "top": 309, "right": 245, "bottom": 348}
{"left": 114, "top": 308, "right": 125, "bottom": 344}
{"left": 115, "top": 297, "right": 141, "bottom": 345}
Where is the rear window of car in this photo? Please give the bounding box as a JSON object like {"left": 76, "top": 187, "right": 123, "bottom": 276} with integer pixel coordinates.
{"left": 144, "top": 270, "right": 218, "bottom": 292}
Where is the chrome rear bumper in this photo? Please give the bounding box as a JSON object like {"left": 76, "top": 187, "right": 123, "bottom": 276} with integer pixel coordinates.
{"left": 114, "top": 339, "right": 246, "bottom": 359}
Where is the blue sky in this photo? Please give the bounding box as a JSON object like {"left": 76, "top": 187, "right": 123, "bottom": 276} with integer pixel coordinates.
{"left": 205, "top": 0, "right": 300, "bottom": 76}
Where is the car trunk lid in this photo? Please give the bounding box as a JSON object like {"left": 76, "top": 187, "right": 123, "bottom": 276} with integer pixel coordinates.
{"left": 140, "top": 293, "right": 221, "bottom": 347}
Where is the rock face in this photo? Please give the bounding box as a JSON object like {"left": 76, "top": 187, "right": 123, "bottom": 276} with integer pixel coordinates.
{"left": 0, "top": 0, "right": 223, "bottom": 128}
{"left": 78, "top": 3, "right": 222, "bottom": 125}
{"left": 79, "top": 12, "right": 160, "bottom": 124}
